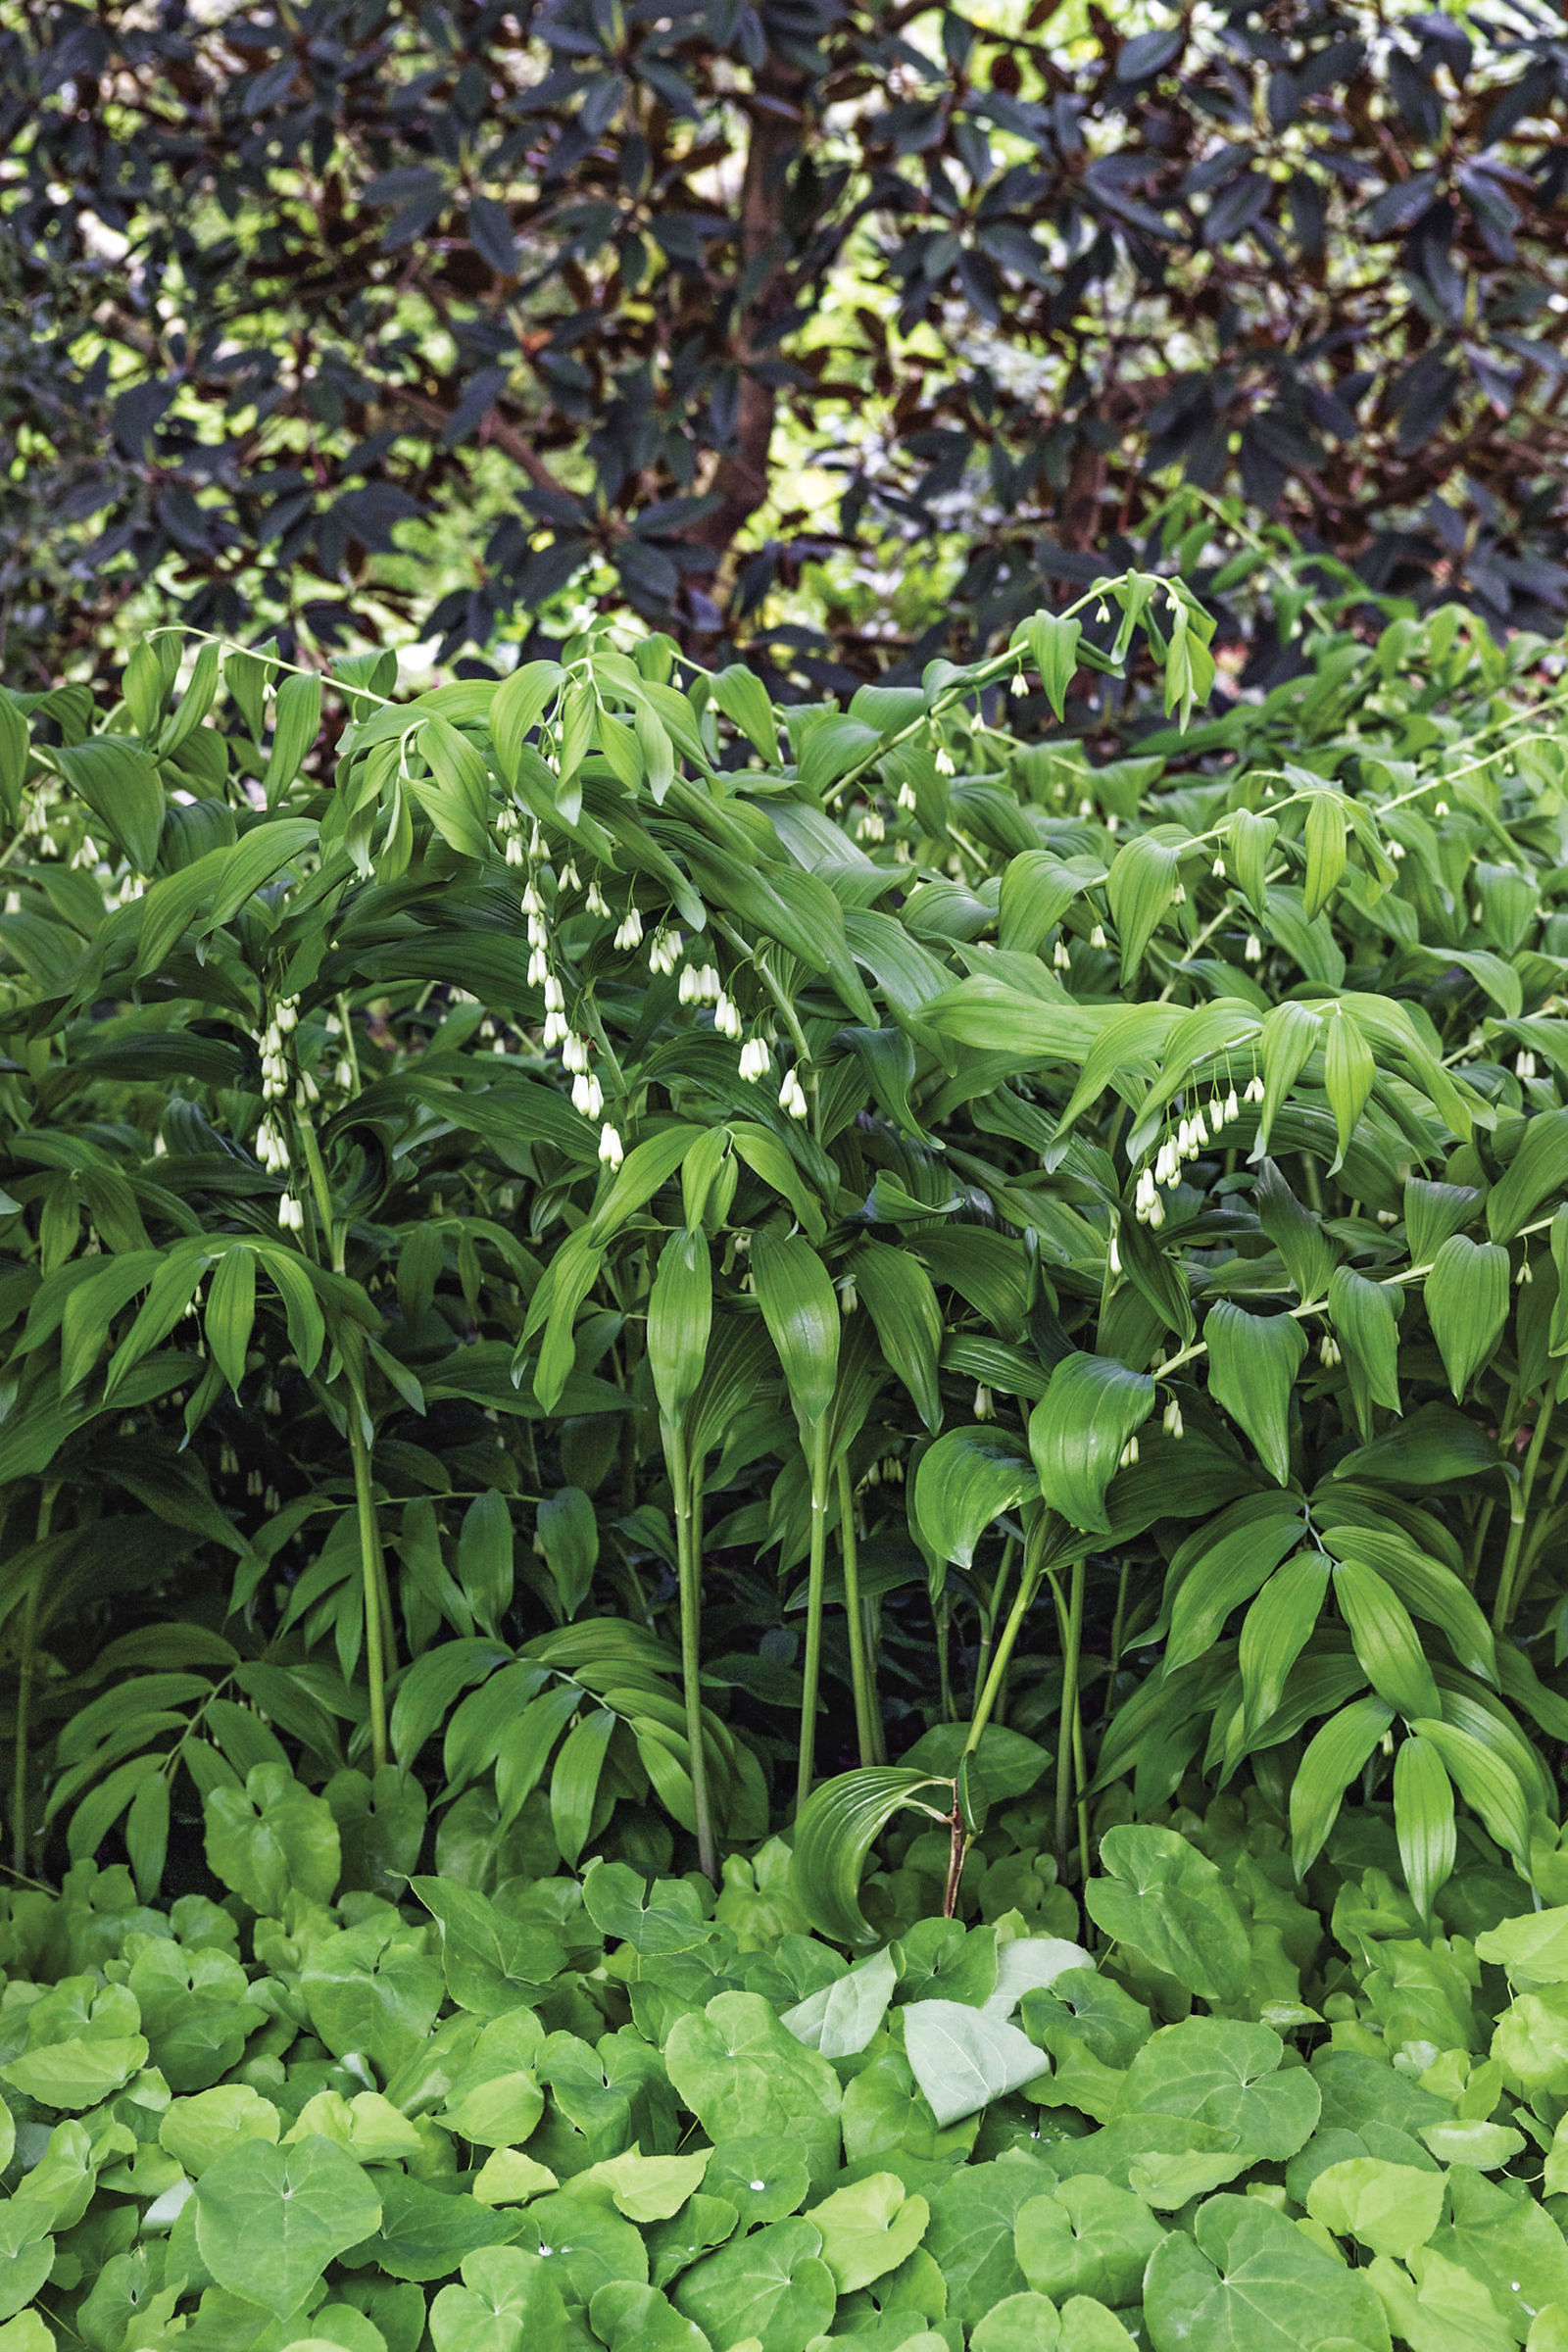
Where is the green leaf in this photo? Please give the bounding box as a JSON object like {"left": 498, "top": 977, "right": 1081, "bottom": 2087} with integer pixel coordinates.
{"left": 648, "top": 1229, "right": 712, "bottom": 1426}
{"left": 903, "top": 2001, "right": 1050, "bottom": 2129}
{"left": 1082, "top": 1826, "right": 1250, "bottom": 2005}
{"left": 457, "top": 1489, "right": 514, "bottom": 1638}
{"left": 203, "top": 1763, "right": 341, "bottom": 1914}
{"left": 1323, "top": 1005, "right": 1375, "bottom": 1172}
{"left": 1488, "top": 1106, "right": 1568, "bottom": 1243}
{"left": 1290, "top": 1696, "right": 1396, "bottom": 1877}
{"left": 781, "top": 1945, "right": 898, "bottom": 2059}
{"left": 1306, "top": 2158, "right": 1444, "bottom": 2261}
{"left": 1018, "top": 612, "right": 1083, "bottom": 719}
{"left": 193, "top": 2132, "right": 381, "bottom": 2317}
{"left": 1203, "top": 1303, "right": 1306, "bottom": 1486}
{"left": 1143, "top": 2193, "right": 1391, "bottom": 2351}
{"left": 664, "top": 1993, "right": 842, "bottom": 2190}
{"left": 1028, "top": 1353, "right": 1153, "bottom": 1536}
{"left": 204, "top": 1246, "right": 256, "bottom": 1393}
{"left": 534, "top": 1488, "right": 599, "bottom": 1620}
{"left": 1239, "top": 1554, "right": 1329, "bottom": 1738}
{"left": 1105, "top": 835, "right": 1178, "bottom": 985}
{"left": 430, "top": 2245, "right": 571, "bottom": 2352}
{"left": 1164, "top": 1494, "right": 1306, "bottom": 1675}
{"left": 262, "top": 670, "right": 322, "bottom": 806}
{"left": 549, "top": 1703, "right": 615, "bottom": 1866}
{"left": 854, "top": 1239, "right": 944, "bottom": 1433}
{"left": 792, "top": 1767, "right": 953, "bottom": 1948}
{"left": 53, "top": 737, "right": 166, "bottom": 871}
{"left": 414, "top": 712, "right": 491, "bottom": 858}
{"left": 1405, "top": 1177, "right": 1483, "bottom": 1265}
{"left": 806, "top": 2171, "right": 930, "bottom": 2291}
{"left": 671, "top": 2217, "right": 836, "bottom": 2352}
{"left": 1120, "top": 2017, "right": 1321, "bottom": 2160}
{"left": 1253, "top": 1001, "right": 1321, "bottom": 1159}
{"left": 751, "top": 1229, "right": 840, "bottom": 1428}
{"left": 491, "top": 661, "right": 564, "bottom": 783}
{"left": 1016, "top": 2180, "right": 1163, "bottom": 2309}
{"left": 1326, "top": 1266, "right": 1400, "bottom": 1437}
{"left": 1302, "top": 791, "right": 1348, "bottom": 921}
{"left": 412, "top": 1879, "right": 564, "bottom": 2013}
{"left": 910, "top": 1427, "right": 1038, "bottom": 1570}
{"left": 1424, "top": 1235, "right": 1509, "bottom": 1397}
{"left": 589, "top": 2279, "right": 711, "bottom": 2352}
{"left": 710, "top": 663, "right": 779, "bottom": 760}
{"left": 1333, "top": 1560, "right": 1442, "bottom": 1721}
{"left": 1405, "top": 1716, "right": 1532, "bottom": 1864}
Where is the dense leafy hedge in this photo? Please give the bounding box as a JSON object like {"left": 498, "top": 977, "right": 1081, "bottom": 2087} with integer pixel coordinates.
{"left": 8, "top": 1773, "right": 1568, "bottom": 2351}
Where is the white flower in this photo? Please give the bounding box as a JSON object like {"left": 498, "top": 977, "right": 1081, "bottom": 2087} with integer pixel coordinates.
{"left": 713, "top": 994, "right": 742, "bottom": 1039}
{"left": 527, "top": 913, "right": 547, "bottom": 948}
{"left": 1090, "top": 923, "right": 1106, "bottom": 949}
{"left": 571, "top": 1072, "right": 604, "bottom": 1118}
{"left": 933, "top": 747, "right": 956, "bottom": 777}
{"left": 1434, "top": 799, "right": 1449, "bottom": 817}
{"left": 1224, "top": 1088, "right": 1240, "bottom": 1124}
{"left": 543, "top": 973, "right": 564, "bottom": 1013}
{"left": 1147, "top": 1191, "right": 1164, "bottom": 1228}
{"left": 739, "top": 1037, "right": 772, "bottom": 1083}
{"left": 1212, "top": 853, "right": 1225, "bottom": 876}
{"left": 521, "top": 882, "right": 544, "bottom": 916}
{"left": 897, "top": 780, "right": 917, "bottom": 811}
{"left": 1107, "top": 1230, "right": 1121, "bottom": 1274}
{"left": 543, "top": 1010, "right": 567, "bottom": 1051}
{"left": 505, "top": 831, "right": 524, "bottom": 867}
{"left": 335, "top": 1058, "right": 355, "bottom": 1091}
{"left": 562, "top": 1033, "right": 590, "bottom": 1074}
{"left": 974, "top": 1385, "right": 995, "bottom": 1421}
{"left": 1244, "top": 933, "right": 1262, "bottom": 963}
{"left": 598, "top": 1122, "right": 624, "bottom": 1168}
{"left": 1245, "top": 1074, "right": 1265, "bottom": 1102}
{"left": 678, "top": 965, "right": 697, "bottom": 1004}
{"left": 277, "top": 1192, "right": 303, "bottom": 1232}
{"left": 585, "top": 880, "right": 610, "bottom": 916}
{"left": 857, "top": 808, "right": 886, "bottom": 844}
{"left": 1118, "top": 1434, "right": 1140, "bottom": 1469}
{"left": 779, "top": 1068, "right": 809, "bottom": 1120}
{"left": 1517, "top": 1051, "right": 1538, "bottom": 1080}
{"left": 528, "top": 947, "right": 549, "bottom": 986}
{"left": 1319, "top": 1335, "right": 1342, "bottom": 1368}
{"left": 1163, "top": 1396, "right": 1184, "bottom": 1439}
{"left": 1054, "top": 936, "right": 1072, "bottom": 972}
{"left": 1010, "top": 667, "right": 1028, "bottom": 697}
{"left": 614, "top": 907, "right": 644, "bottom": 951}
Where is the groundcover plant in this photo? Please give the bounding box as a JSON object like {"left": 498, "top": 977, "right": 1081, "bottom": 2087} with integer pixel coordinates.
{"left": 8, "top": 571, "right": 1568, "bottom": 2344}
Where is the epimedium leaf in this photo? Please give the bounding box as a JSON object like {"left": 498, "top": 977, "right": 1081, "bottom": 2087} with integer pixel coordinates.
{"left": 193, "top": 2132, "right": 381, "bottom": 2318}
{"left": 1027, "top": 1353, "right": 1153, "bottom": 1537}
{"left": 1143, "top": 2192, "right": 1392, "bottom": 2351}
{"left": 903, "top": 2000, "right": 1051, "bottom": 2130}
{"left": 1082, "top": 1826, "right": 1250, "bottom": 2006}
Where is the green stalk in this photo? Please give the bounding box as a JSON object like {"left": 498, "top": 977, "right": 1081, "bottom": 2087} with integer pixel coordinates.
{"left": 966, "top": 1515, "right": 1050, "bottom": 1756}
{"left": 12, "top": 1484, "right": 55, "bottom": 1876}
{"left": 836, "top": 1454, "right": 878, "bottom": 1769}
{"left": 1055, "top": 1553, "right": 1090, "bottom": 1880}
{"left": 347, "top": 1399, "right": 392, "bottom": 1773}
{"left": 669, "top": 1427, "right": 717, "bottom": 1882}
{"left": 796, "top": 1420, "right": 832, "bottom": 1816}
{"left": 1494, "top": 1394, "right": 1555, "bottom": 1633}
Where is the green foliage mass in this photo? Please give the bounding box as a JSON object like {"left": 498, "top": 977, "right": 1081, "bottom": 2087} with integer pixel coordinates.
{"left": 4, "top": 1777, "right": 1568, "bottom": 2350}
{"left": 10, "top": 564, "right": 1568, "bottom": 2341}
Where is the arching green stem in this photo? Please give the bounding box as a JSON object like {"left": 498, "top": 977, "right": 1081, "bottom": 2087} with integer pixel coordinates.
{"left": 668, "top": 1425, "right": 717, "bottom": 1882}
{"left": 836, "top": 1454, "right": 878, "bottom": 1769}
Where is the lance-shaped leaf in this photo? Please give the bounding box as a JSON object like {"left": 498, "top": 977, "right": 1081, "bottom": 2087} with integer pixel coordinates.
{"left": 262, "top": 669, "right": 322, "bottom": 806}
{"left": 204, "top": 1245, "right": 257, "bottom": 1394}
{"left": 1301, "top": 789, "right": 1348, "bottom": 920}
{"left": 1239, "top": 1555, "right": 1330, "bottom": 1740}
{"left": 53, "top": 737, "right": 166, "bottom": 873}
{"left": 1406, "top": 1715, "right": 1531, "bottom": 1865}
{"left": 1291, "top": 1695, "right": 1396, "bottom": 1878}
{"left": 1333, "top": 1558, "right": 1441, "bottom": 1722}
{"left": 1253, "top": 1001, "right": 1321, "bottom": 1158}
{"left": 911, "top": 1427, "right": 1038, "bottom": 1570}
{"left": 1227, "top": 807, "right": 1277, "bottom": 914}
{"left": 1203, "top": 1302, "right": 1306, "bottom": 1486}
{"left": 1424, "top": 1234, "right": 1508, "bottom": 1398}
{"left": 648, "top": 1229, "right": 712, "bottom": 1426}
{"left": 1027, "top": 1353, "right": 1153, "bottom": 1536}
{"left": 791, "top": 1767, "right": 954, "bottom": 1948}
{"left": 1488, "top": 1105, "right": 1568, "bottom": 1243}
{"left": 490, "top": 658, "right": 563, "bottom": 783}
{"left": 1326, "top": 1266, "right": 1400, "bottom": 1439}
{"left": 752, "top": 1230, "right": 840, "bottom": 1429}
{"left": 1105, "top": 835, "right": 1179, "bottom": 986}
{"left": 1323, "top": 1004, "right": 1374, "bottom": 1171}
{"left": 1015, "top": 610, "right": 1082, "bottom": 719}
{"left": 1394, "top": 1734, "right": 1456, "bottom": 1922}
{"left": 1404, "top": 1177, "right": 1482, "bottom": 1265}
{"left": 855, "top": 1240, "right": 943, "bottom": 1433}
